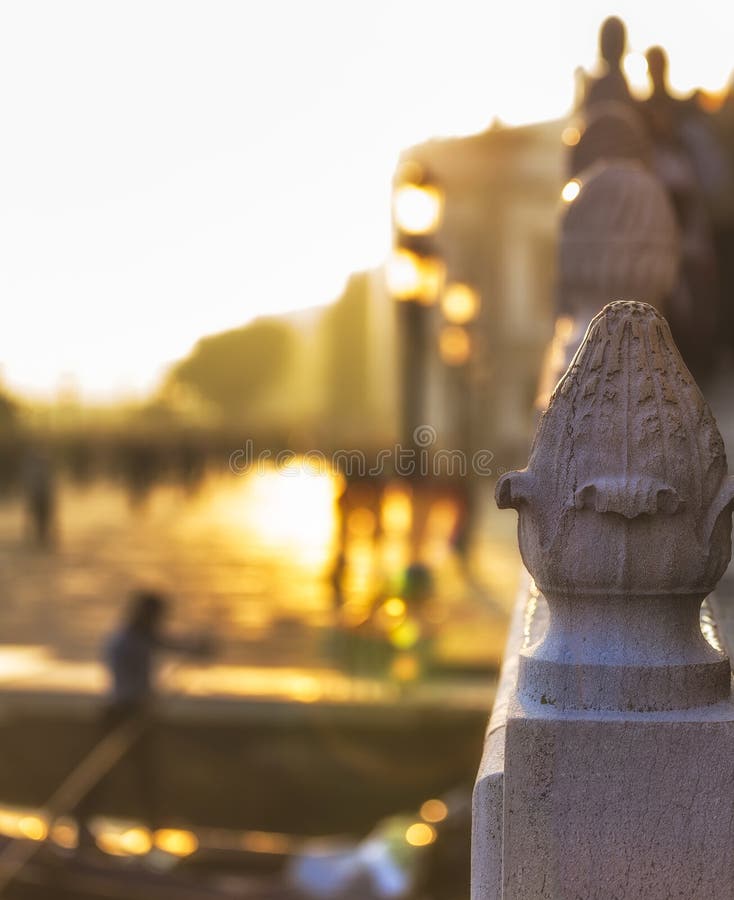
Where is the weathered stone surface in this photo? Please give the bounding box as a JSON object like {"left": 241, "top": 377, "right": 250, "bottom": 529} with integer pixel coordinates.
{"left": 471, "top": 576, "right": 547, "bottom": 900}
{"left": 503, "top": 711, "right": 734, "bottom": 900}
{"left": 473, "top": 301, "right": 734, "bottom": 899}
{"left": 500, "top": 300, "right": 734, "bottom": 712}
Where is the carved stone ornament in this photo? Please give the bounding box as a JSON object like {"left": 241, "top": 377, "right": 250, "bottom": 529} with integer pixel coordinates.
{"left": 540, "top": 161, "right": 679, "bottom": 410}
{"left": 498, "top": 300, "right": 734, "bottom": 711}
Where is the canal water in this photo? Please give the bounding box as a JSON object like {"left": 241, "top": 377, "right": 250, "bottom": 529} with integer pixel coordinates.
{"left": 0, "top": 461, "right": 520, "bottom": 693}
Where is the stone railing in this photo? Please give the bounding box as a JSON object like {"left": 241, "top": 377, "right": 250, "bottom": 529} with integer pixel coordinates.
{"left": 471, "top": 300, "right": 734, "bottom": 899}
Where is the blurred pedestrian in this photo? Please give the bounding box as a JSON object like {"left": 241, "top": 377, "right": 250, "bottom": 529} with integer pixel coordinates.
{"left": 22, "top": 447, "right": 56, "bottom": 546}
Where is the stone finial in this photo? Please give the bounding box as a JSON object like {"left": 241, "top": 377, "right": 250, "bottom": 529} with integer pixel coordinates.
{"left": 540, "top": 162, "right": 679, "bottom": 409}
{"left": 499, "top": 301, "right": 734, "bottom": 711}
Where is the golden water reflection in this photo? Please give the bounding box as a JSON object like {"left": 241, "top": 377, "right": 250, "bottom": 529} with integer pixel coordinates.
{"left": 0, "top": 461, "right": 521, "bottom": 691}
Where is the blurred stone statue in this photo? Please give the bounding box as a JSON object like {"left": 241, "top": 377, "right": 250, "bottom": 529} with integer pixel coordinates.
{"left": 582, "top": 17, "right": 634, "bottom": 112}
{"left": 22, "top": 447, "right": 56, "bottom": 546}
{"left": 712, "top": 80, "right": 734, "bottom": 350}
{"left": 641, "top": 45, "right": 724, "bottom": 378}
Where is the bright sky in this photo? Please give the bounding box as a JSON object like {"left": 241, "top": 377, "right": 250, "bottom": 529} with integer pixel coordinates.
{"left": 0, "top": 1, "right": 731, "bottom": 400}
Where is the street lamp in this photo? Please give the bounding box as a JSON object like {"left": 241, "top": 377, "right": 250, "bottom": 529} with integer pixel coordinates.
{"left": 440, "top": 282, "right": 480, "bottom": 325}
{"left": 389, "top": 160, "right": 445, "bottom": 450}
{"left": 386, "top": 250, "right": 445, "bottom": 305}
{"left": 392, "top": 182, "right": 444, "bottom": 235}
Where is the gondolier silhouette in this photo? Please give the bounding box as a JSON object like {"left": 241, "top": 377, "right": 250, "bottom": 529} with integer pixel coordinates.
{"left": 0, "top": 590, "right": 213, "bottom": 894}
{"left": 76, "top": 589, "right": 212, "bottom": 846}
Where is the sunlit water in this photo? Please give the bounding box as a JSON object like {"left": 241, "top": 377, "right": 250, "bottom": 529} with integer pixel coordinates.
{"left": 0, "top": 463, "right": 521, "bottom": 693}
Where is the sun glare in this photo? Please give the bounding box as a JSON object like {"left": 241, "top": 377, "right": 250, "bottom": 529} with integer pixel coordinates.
{"left": 203, "top": 464, "right": 339, "bottom": 566}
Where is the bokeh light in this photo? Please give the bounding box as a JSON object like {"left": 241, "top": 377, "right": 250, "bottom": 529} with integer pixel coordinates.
{"left": 561, "top": 126, "right": 581, "bottom": 147}
{"left": 381, "top": 487, "right": 413, "bottom": 535}
{"left": 154, "top": 828, "right": 199, "bottom": 857}
{"left": 561, "top": 179, "right": 581, "bottom": 203}
{"left": 18, "top": 815, "right": 48, "bottom": 841}
{"left": 388, "top": 619, "right": 421, "bottom": 649}
{"left": 405, "top": 822, "right": 437, "bottom": 846}
{"left": 420, "top": 798, "right": 449, "bottom": 823}
{"left": 439, "top": 325, "right": 471, "bottom": 365}
{"left": 393, "top": 184, "right": 444, "bottom": 234}
{"left": 386, "top": 250, "right": 444, "bottom": 304}
{"left": 441, "top": 282, "right": 480, "bottom": 324}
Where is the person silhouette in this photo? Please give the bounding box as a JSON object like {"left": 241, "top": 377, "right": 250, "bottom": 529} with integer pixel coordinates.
{"left": 583, "top": 17, "right": 634, "bottom": 111}
{"left": 76, "top": 591, "right": 213, "bottom": 848}
{"left": 22, "top": 447, "right": 56, "bottom": 546}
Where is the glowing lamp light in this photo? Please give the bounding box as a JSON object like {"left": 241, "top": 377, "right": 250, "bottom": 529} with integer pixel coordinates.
{"left": 97, "top": 826, "right": 153, "bottom": 856}
{"left": 383, "top": 597, "right": 407, "bottom": 618}
{"left": 391, "top": 652, "right": 420, "bottom": 682}
{"left": 438, "top": 325, "right": 471, "bottom": 366}
{"left": 381, "top": 487, "right": 413, "bottom": 534}
{"left": 405, "top": 822, "right": 437, "bottom": 847}
{"left": 51, "top": 822, "right": 78, "bottom": 849}
{"left": 347, "top": 507, "right": 376, "bottom": 538}
{"left": 18, "top": 816, "right": 48, "bottom": 842}
{"left": 441, "top": 282, "right": 480, "bottom": 324}
{"left": 393, "top": 183, "right": 443, "bottom": 234}
{"left": 561, "top": 126, "right": 581, "bottom": 147}
{"left": 291, "top": 677, "right": 322, "bottom": 703}
{"left": 386, "top": 250, "right": 444, "bottom": 304}
{"left": 154, "top": 828, "right": 199, "bottom": 857}
{"left": 561, "top": 179, "right": 581, "bottom": 203}
{"left": 375, "top": 597, "right": 407, "bottom": 632}
{"left": 119, "top": 827, "right": 153, "bottom": 855}
{"left": 388, "top": 619, "right": 421, "bottom": 649}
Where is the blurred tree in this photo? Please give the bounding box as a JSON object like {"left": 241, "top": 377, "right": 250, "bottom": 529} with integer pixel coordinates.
{"left": 320, "top": 272, "right": 370, "bottom": 431}
{"left": 0, "top": 381, "right": 19, "bottom": 429}
{"left": 165, "top": 318, "right": 296, "bottom": 422}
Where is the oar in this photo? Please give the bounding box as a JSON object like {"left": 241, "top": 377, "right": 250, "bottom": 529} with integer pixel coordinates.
{"left": 0, "top": 709, "right": 147, "bottom": 896}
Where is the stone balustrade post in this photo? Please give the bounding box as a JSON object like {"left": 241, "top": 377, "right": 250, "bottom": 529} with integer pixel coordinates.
{"left": 472, "top": 300, "right": 734, "bottom": 899}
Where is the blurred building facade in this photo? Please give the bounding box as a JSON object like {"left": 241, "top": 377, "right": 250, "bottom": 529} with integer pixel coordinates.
{"left": 387, "top": 119, "right": 566, "bottom": 466}
{"left": 162, "top": 119, "right": 566, "bottom": 462}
